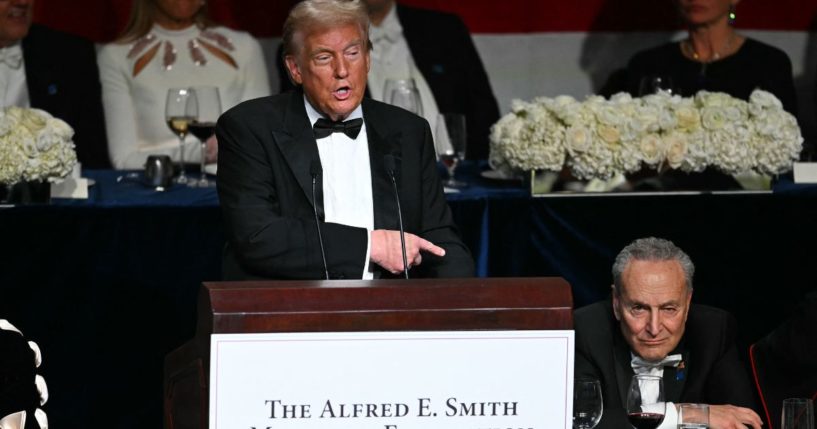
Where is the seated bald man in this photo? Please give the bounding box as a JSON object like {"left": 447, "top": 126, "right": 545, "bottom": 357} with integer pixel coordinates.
{"left": 575, "top": 237, "right": 762, "bottom": 429}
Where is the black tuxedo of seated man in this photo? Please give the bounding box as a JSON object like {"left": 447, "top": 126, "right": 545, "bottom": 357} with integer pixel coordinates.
{"left": 575, "top": 237, "right": 760, "bottom": 429}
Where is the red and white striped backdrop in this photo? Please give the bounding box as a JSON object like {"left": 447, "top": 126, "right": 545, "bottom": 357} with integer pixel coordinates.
{"left": 34, "top": 0, "right": 817, "bottom": 136}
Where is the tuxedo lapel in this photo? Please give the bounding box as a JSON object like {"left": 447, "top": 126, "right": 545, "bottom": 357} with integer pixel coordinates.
{"left": 272, "top": 90, "right": 322, "bottom": 213}
{"left": 363, "top": 99, "right": 402, "bottom": 230}
{"left": 613, "top": 327, "right": 635, "bottom": 409}
{"left": 664, "top": 350, "right": 689, "bottom": 403}
{"left": 22, "top": 27, "right": 58, "bottom": 108}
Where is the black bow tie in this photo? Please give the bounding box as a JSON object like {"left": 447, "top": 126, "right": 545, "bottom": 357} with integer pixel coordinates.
{"left": 313, "top": 118, "right": 364, "bottom": 140}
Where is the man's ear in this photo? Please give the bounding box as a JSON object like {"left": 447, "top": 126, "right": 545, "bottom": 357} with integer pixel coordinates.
{"left": 285, "top": 55, "right": 303, "bottom": 85}
{"left": 611, "top": 285, "right": 621, "bottom": 321}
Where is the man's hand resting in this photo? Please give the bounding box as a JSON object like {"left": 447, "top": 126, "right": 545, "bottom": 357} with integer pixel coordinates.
{"left": 708, "top": 404, "right": 763, "bottom": 429}
{"left": 370, "top": 229, "right": 445, "bottom": 274}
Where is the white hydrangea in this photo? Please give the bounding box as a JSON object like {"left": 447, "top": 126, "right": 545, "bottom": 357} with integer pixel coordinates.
{"left": 487, "top": 89, "right": 802, "bottom": 180}
{"left": 0, "top": 107, "right": 77, "bottom": 185}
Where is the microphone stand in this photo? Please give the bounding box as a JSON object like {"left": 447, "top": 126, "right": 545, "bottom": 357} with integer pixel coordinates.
{"left": 310, "top": 160, "right": 330, "bottom": 280}
{"left": 384, "top": 155, "right": 409, "bottom": 279}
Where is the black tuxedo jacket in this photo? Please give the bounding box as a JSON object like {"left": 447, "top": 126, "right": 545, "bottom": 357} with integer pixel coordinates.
{"left": 574, "top": 300, "right": 757, "bottom": 429}
{"left": 22, "top": 24, "right": 110, "bottom": 169}
{"left": 277, "top": 4, "right": 500, "bottom": 160}
{"left": 396, "top": 4, "right": 499, "bottom": 160}
{"left": 216, "top": 89, "right": 474, "bottom": 280}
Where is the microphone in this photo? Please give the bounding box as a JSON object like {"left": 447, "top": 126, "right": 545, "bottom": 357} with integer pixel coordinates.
{"left": 310, "top": 160, "right": 330, "bottom": 280}
{"left": 384, "top": 154, "right": 409, "bottom": 279}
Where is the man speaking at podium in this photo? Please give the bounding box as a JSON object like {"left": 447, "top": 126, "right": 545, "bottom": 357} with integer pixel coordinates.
{"left": 216, "top": 0, "right": 473, "bottom": 281}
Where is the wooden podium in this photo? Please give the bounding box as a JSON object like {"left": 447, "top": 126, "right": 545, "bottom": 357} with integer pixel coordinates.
{"left": 163, "top": 277, "right": 573, "bottom": 429}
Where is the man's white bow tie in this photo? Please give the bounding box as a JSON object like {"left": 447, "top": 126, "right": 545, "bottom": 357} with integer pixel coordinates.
{"left": 371, "top": 26, "right": 401, "bottom": 44}
{"left": 0, "top": 46, "right": 23, "bottom": 69}
{"left": 631, "top": 354, "right": 682, "bottom": 374}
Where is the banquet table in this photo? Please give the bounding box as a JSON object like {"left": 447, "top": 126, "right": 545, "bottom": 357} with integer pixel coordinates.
{"left": 1, "top": 166, "right": 815, "bottom": 427}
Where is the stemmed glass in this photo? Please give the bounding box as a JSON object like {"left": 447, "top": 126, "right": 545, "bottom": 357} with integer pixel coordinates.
{"left": 435, "top": 113, "right": 467, "bottom": 188}
{"left": 638, "top": 75, "right": 675, "bottom": 96}
{"left": 165, "top": 88, "right": 197, "bottom": 184}
{"left": 187, "top": 86, "right": 221, "bottom": 187}
{"left": 626, "top": 374, "right": 666, "bottom": 429}
{"left": 384, "top": 78, "right": 423, "bottom": 116}
{"left": 573, "top": 378, "right": 603, "bottom": 429}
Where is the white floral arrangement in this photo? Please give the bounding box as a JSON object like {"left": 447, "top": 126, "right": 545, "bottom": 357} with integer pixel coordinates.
{"left": 0, "top": 107, "right": 77, "bottom": 186}
{"left": 489, "top": 90, "right": 803, "bottom": 180}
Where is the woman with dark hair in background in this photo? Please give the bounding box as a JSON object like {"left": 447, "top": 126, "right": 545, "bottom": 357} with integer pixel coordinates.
{"left": 98, "top": 0, "right": 270, "bottom": 169}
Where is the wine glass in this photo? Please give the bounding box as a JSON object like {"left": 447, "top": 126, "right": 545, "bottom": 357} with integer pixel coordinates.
{"left": 382, "top": 78, "right": 416, "bottom": 101}
{"left": 626, "top": 374, "right": 665, "bottom": 429}
{"left": 165, "top": 88, "right": 196, "bottom": 184}
{"left": 573, "top": 378, "right": 603, "bottom": 429}
{"left": 782, "top": 398, "right": 815, "bottom": 429}
{"left": 678, "top": 403, "right": 710, "bottom": 429}
{"left": 390, "top": 87, "right": 423, "bottom": 116}
{"left": 435, "top": 113, "right": 467, "bottom": 188}
{"left": 638, "top": 75, "right": 675, "bottom": 96}
{"left": 187, "top": 86, "right": 221, "bottom": 187}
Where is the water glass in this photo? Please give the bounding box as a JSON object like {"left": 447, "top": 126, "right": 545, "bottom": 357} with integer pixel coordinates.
{"left": 678, "top": 403, "right": 709, "bottom": 429}
{"left": 382, "top": 78, "right": 416, "bottom": 100}
{"left": 573, "top": 378, "right": 603, "bottom": 429}
{"left": 390, "top": 86, "right": 423, "bottom": 116}
{"left": 782, "top": 398, "right": 814, "bottom": 429}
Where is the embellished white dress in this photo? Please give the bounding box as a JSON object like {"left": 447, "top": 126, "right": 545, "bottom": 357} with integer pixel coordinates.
{"left": 98, "top": 24, "right": 271, "bottom": 169}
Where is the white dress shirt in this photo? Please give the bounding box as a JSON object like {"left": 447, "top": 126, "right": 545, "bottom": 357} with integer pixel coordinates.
{"left": 0, "top": 43, "right": 30, "bottom": 108}
{"left": 368, "top": 4, "right": 440, "bottom": 137}
{"left": 304, "top": 97, "right": 375, "bottom": 279}
{"left": 630, "top": 352, "right": 680, "bottom": 429}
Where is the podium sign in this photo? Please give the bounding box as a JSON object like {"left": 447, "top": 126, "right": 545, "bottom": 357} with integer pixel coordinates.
{"left": 209, "top": 330, "right": 574, "bottom": 429}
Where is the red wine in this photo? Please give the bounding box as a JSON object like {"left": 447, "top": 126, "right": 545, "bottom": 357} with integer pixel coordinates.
{"left": 628, "top": 412, "right": 664, "bottom": 429}
{"left": 189, "top": 121, "right": 216, "bottom": 142}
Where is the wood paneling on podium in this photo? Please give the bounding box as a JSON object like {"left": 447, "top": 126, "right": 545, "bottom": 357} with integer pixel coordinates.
{"left": 164, "top": 277, "right": 573, "bottom": 429}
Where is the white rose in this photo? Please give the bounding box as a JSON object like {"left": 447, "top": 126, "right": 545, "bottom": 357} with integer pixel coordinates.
{"left": 597, "top": 124, "right": 621, "bottom": 145}
{"left": 749, "top": 90, "right": 783, "bottom": 110}
{"left": 701, "top": 107, "right": 728, "bottom": 130}
{"left": 639, "top": 134, "right": 663, "bottom": 165}
{"left": 566, "top": 125, "right": 591, "bottom": 153}
{"left": 665, "top": 134, "right": 688, "bottom": 169}
{"left": 675, "top": 106, "right": 700, "bottom": 131}
{"left": 19, "top": 108, "right": 48, "bottom": 135}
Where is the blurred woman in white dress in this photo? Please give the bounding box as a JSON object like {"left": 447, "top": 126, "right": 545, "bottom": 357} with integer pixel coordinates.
{"left": 98, "top": 0, "right": 271, "bottom": 169}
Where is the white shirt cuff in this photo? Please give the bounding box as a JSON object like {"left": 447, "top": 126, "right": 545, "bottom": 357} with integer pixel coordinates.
{"left": 657, "top": 401, "right": 678, "bottom": 429}
{"left": 362, "top": 229, "right": 374, "bottom": 280}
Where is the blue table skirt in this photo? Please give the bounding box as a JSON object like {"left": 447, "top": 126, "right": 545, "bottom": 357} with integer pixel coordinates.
{"left": 3, "top": 166, "right": 817, "bottom": 427}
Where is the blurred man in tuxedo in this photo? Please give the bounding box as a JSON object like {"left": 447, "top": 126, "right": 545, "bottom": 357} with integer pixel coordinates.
{"left": 278, "top": 0, "right": 499, "bottom": 160}
{"left": 575, "top": 237, "right": 762, "bottom": 429}
{"left": 217, "top": 0, "right": 474, "bottom": 281}
{"left": 0, "top": 0, "right": 110, "bottom": 168}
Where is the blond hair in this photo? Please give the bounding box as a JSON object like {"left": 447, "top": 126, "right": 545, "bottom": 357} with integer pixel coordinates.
{"left": 117, "top": 0, "right": 215, "bottom": 43}
{"left": 281, "top": 0, "right": 371, "bottom": 57}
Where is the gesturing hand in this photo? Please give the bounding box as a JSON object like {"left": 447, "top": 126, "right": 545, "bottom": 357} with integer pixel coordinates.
{"left": 370, "top": 230, "right": 445, "bottom": 274}
{"left": 708, "top": 404, "right": 763, "bottom": 429}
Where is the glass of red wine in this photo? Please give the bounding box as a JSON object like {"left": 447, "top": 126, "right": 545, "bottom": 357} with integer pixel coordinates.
{"left": 626, "top": 374, "right": 666, "bottom": 429}
{"left": 435, "top": 113, "right": 467, "bottom": 188}
{"left": 187, "top": 86, "right": 221, "bottom": 187}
